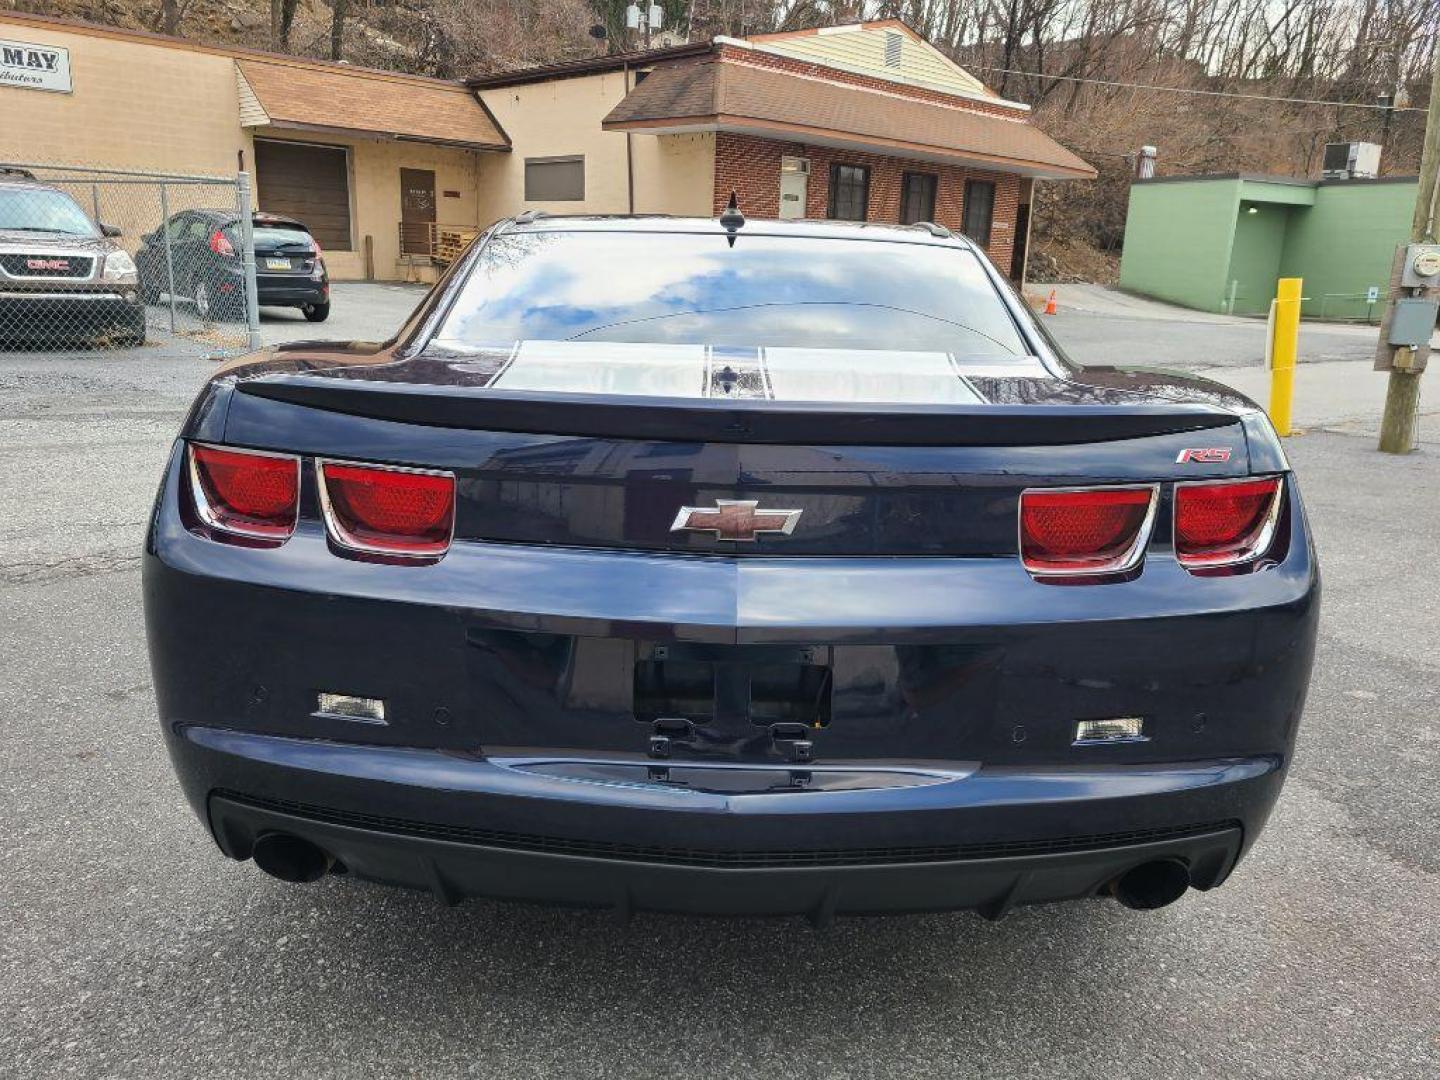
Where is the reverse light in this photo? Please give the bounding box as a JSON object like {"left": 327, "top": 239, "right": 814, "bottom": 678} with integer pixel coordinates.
{"left": 188, "top": 443, "right": 300, "bottom": 541}
{"left": 1019, "top": 485, "right": 1158, "bottom": 578}
{"left": 316, "top": 692, "right": 387, "bottom": 724}
{"left": 1174, "top": 477, "right": 1283, "bottom": 569}
{"left": 1075, "top": 717, "right": 1147, "bottom": 745}
{"left": 318, "top": 460, "right": 455, "bottom": 558}
{"left": 209, "top": 230, "right": 235, "bottom": 257}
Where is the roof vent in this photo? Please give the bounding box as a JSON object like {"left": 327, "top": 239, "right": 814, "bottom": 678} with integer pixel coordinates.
{"left": 884, "top": 32, "right": 902, "bottom": 68}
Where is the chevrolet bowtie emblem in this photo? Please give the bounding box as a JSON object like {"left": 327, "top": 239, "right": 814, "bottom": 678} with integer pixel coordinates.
{"left": 669, "top": 500, "right": 802, "bottom": 541}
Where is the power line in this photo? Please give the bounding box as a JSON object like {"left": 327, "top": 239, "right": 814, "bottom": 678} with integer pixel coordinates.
{"left": 968, "top": 65, "right": 1428, "bottom": 112}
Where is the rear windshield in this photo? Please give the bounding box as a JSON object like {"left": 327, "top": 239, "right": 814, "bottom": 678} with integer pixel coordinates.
{"left": 253, "top": 226, "right": 313, "bottom": 247}
{"left": 0, "top": 188, "right": 98, "bottom": 237}
{"left": 429, "top": 230, "right": 1044, "bottom": 401}
{"left": 438, "top": 230, "right": 1027, "bottom": 355}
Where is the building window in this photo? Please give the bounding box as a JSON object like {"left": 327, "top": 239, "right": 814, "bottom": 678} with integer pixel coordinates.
{"left": 525, "top": 156, "right": 585, "bottom": 201}
{"left": 900, "top": 172, "right": 937, "bottom": 225}
{"left": 254, "top": 139, "right": 352, "bottom": 251}
{"left": 962, "top": 179, "right": 995, "bottom": 247}
{"left": 827, "top": 163, "right": 870, "bottom": 222}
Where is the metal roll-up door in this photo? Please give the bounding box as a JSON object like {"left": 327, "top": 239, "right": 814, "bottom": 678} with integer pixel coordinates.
{"left": 254, "top": 139, "right": 352, "bottom": 251}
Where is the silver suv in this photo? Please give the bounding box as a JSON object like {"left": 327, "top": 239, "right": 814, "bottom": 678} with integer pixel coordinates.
{"left": 0, "top": 169, "right": 145, "bottom": 346}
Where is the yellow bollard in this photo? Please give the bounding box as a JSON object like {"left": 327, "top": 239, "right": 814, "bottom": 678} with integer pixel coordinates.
{"left": 1268, "top": 277, "right": 1302, "bottom": 437}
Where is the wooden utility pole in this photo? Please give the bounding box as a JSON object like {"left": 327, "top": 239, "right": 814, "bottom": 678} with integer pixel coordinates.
{"left": 1377, "top": 36, "right": 1440, "bottom": 453}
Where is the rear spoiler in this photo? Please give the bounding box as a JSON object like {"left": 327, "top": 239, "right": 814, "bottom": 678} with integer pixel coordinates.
{"left": 237, "top": 376, "right": 1241, "bottom": 447}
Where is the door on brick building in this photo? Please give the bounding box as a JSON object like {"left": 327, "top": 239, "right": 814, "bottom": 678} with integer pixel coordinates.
{"left": 778, "top": 156, "right": 809, "bottom": 219}
{"left": 1010, "top": 201, "right": 1030, "bottom": 280}
{"left": 400, "top": 168, "right": 436, "bottom": 257}
{"left": 961, "top": 179, "right": 995, "bottom": 247}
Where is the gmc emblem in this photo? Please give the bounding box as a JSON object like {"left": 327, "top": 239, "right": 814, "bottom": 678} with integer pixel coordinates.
{"left": 25, "top": 258, "right": 70, "bottom": 272}
{"left": 1176, "top": 447, "right": 1232, "bottom": 464}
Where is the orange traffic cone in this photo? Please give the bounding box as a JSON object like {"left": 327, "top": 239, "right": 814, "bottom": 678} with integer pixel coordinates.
{"left": 1043, "top": 289, "right": 1058, "bottom": 316}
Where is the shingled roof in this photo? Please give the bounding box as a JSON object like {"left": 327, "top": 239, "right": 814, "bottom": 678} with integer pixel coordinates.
{"left": 603, "top": 57, "right": 1094, "bottom": 180}
{"left": 236, "top": 59, "right": 509, "bottom": 151}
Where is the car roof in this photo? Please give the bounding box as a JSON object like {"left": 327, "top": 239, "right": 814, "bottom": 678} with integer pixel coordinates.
{"left": 251, "top": 212, "right": 309, "bottom": 229}
{"left": 0, "top": 175, "right": 70, "bottom": 194}
{"left": 507, "top": 214, "right": 978, "bottom": 249}
{"left": 181, "top": 210, "right": 309, "bottom": 229}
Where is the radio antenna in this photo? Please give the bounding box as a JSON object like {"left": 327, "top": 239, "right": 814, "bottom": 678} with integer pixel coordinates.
{"left": 719, "top": 190, "right": 745, "bottom": 246}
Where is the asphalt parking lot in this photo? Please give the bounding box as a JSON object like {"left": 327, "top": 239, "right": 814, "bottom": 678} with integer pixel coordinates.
{"left": 1, "top": 283, "right": 1436, "bottom": 1078}
{"left": 1046, "top": 283, "right": 1387, "bottom": 368}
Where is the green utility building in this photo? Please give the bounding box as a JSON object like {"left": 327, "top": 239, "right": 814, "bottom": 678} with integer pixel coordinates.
{"left": 1118, "top": 174, "right": 1417, "bottom": 319}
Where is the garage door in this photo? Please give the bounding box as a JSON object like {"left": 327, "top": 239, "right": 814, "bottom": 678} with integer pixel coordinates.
{"left": 254, "top": 139, "right": 352, "bottom": 251}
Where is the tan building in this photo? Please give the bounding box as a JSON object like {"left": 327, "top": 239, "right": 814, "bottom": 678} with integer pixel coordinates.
{"left": 0, "top": 13, "right": 1093, "bottom": 283}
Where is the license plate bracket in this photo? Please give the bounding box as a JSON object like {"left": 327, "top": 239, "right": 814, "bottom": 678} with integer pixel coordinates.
{"left": 633, "top": 644, "right": 832, "bottom": 729}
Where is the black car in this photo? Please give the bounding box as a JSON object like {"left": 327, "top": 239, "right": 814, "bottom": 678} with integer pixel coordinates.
{"left": 0, "top": 170, "right": 146, "bottom": 346}
{"left": 144, "top": 215, "right": 1318, "bottom": 921}
{"left": 135, "top": 210, "right": 329, "bottom": 323}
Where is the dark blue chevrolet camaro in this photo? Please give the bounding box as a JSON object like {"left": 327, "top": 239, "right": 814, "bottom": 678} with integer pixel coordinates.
{"left": 143, "top": 215, "right": 1319, "bottom": 920}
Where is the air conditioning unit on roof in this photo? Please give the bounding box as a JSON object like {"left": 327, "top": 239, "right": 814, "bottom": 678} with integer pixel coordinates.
{"left": 1321, "top": 142, "right": 1381, "bottom": 180}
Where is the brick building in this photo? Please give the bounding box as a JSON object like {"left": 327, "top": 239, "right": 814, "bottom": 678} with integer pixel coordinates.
{"left": 1, "top": 13, "right": 1092, "bottom": 283}
{"left": 589, "top": 25, "right": 1095, "bottom": 278}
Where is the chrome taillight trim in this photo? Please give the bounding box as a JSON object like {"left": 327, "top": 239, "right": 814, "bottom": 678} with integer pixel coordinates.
{"left": 186, "top": 441, "right": 301, "bottom": 542}
{"left": 1173, "top": 475, "right": 1285, "bottom": 570}
{"left": 315, "top": 457, "right": 457, "bottom": 560}
{"left": 1018, "top": 483, "right": 1161, "bottom": 579}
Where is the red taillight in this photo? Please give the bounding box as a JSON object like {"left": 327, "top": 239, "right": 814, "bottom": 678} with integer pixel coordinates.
{"left": 1174, "top": 477, "right": 1282, "bottom": 568}
{"left": 1020, "top": 486, "right": 1156, "bottom": 577}
{"left": 209, "top": 230, "right": 235, "bottom": 257}
{"left": 318, "top": 461, "right": 455, "bottom": 558}
{"left": 188, "top": 444, "right": 299, "bottom": 541}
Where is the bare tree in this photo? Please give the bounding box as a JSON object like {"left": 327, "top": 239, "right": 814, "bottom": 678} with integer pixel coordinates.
{"left": 269, "top": 0, "right": 301, "bottom": 49}
{"left": 154, "top": 0, "right": 196, "bottom": 36}
{"left": 331, "top": 0, "right": 348, "bottom": 60}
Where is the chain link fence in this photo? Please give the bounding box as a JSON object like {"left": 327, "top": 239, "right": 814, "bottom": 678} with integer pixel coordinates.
{"left": 0, "top": 162, "right": 260, "bottom": 358}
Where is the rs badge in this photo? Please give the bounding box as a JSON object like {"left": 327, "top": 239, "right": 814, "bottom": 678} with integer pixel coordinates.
{"left": 1176, "top": 447, "right": 1232, "bottom": 464}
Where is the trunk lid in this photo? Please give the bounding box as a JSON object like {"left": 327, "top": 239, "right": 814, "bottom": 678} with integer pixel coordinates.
{"left": 220, "top": 347, "right": 1258, "bottom": 558}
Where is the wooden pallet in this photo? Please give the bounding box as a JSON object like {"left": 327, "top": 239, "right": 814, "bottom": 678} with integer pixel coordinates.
{"left": 433, "top": 225, "right": 481, "bottom": 267}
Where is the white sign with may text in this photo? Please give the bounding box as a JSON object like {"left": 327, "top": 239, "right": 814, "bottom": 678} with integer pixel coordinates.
{"left": 0, "top": 39, "right": 72, "bottom": 94}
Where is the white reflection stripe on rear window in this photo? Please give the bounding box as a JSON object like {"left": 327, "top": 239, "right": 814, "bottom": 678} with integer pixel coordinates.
{"left": 483, "top": 342, "right": 1049, "bottom": 402}
{"left": 491, "top": 340, "right": 708, "bottom": 397}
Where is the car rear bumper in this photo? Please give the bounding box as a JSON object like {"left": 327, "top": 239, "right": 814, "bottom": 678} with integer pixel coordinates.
{"left": 208, "top": 788, "right": 1245, "bottom": 919}
{"left": 255, "top": 278, "right": 327, "bottom": 306}
{"left": 184, "top": 724, "right": 1261, "bottom": 917}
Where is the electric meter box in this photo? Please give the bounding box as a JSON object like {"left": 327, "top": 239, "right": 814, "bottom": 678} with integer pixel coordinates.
{"left": 1387, "top": 298, "right": 1440, "bottom": 348}
{"left": 1400, "top": 243, "right": 1440, "bottom": 288}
